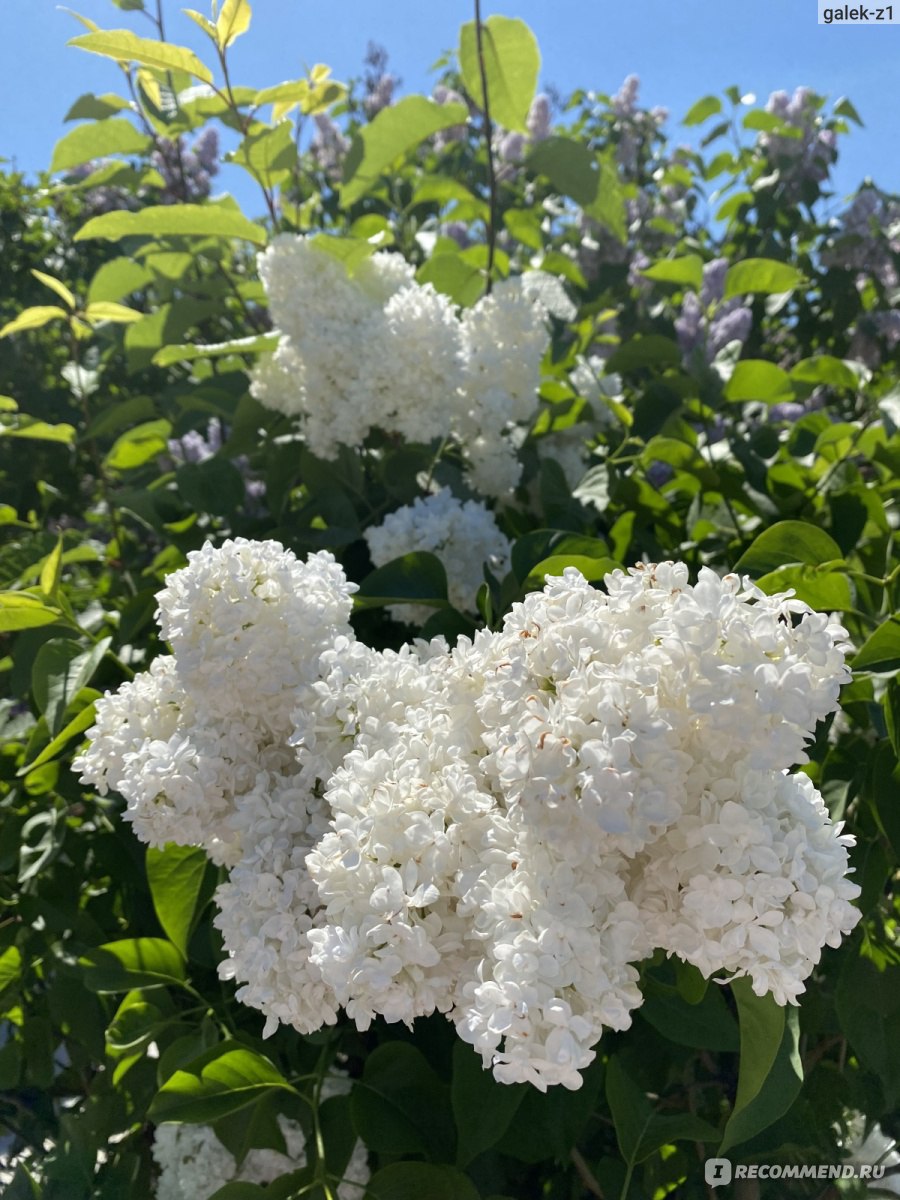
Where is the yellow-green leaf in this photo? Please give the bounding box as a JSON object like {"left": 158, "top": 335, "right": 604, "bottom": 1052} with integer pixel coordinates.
{"left": 105, "top": 419, "right": 172, "bottom": 470}
{"left": 50, "top": 118, "right": 150, "bottom": 173}
{"left": 39, "top": 540, "right": 64, "bottom": 600}
{"left": 30, "top": 271, "right": 76, "bottom": 309}
{"left": 75, "top": 204, "right": 266, "bottom": 246}
{"left": 0, "top": 419, "right": 76, "bottom": 444}
{"left": 69, "top": 29, "right": 213, "bottom": 84}
{"left": 459, "top": 15, "right": 540, "bottom": 133}
{"left": 0, "top": 307, "right": 69, "bottom": 338}
{"left": 84, "top": 301, "right": 142, "bottom": 324}
{"left": 0, "top": 593, "right": 62, "bottom": 632}
{"left": 183, "top": 8, "right": 216, "bottom": 38}
{"left": 216, "top": 0, "right": 251, "bottom": 49}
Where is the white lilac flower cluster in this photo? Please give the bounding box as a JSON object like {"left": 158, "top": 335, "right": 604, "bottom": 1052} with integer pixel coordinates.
{"left": 364, "top": 488, "right": 511, "bottom": 625}
{"left": 152, "top": 1112, "right": 369, "bottom": 1200}
{"left": 249, "top": 235, "right": 556, "bottom": 498}
{"left": 76, "top": 541, "right": 861, "bottom": 1093}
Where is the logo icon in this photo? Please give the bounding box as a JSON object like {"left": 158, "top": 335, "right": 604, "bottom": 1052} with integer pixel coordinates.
{"left": 705, "top": 1158, "right": 733, "bottom": 1187}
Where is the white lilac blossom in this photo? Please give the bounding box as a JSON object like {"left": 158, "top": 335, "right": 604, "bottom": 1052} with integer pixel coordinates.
{"left": 364, "top": 488, "right": 511, "bottom": 625}
{"left": 74, "top": 538, "right": 357, "bottom": 866}
{"left": 77, "top": 543, "right": 860, "bottom": 1093}
{"left": 251, "top": 235, "right": 557, "bottom": 497}
{"left": 152, "top": 1112, "right": 369, "bottom": 1200}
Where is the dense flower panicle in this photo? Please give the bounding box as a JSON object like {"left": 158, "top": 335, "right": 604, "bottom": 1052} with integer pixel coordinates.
{"left": 152, "top": 1111, "right": 368, "bottom": 1200}
{"left": 251, "top": 236, "right": 555, "bottom": 495}
{"left": 676, "top": 258, "right": 752, "bottom": 366}
{"left": 77, "top": 540, "right": 860, "bottom": 1092}
{"left": 75, "top": 539, "right": 357, "bottom": 866}
{"left": 364, "top": 488, "right": 511, "bottom": 624}
{"left": 759, "top": 87, "right": 837, "bottom": 196}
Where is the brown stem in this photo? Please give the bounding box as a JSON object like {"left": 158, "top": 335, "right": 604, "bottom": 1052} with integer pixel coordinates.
{"left": 473, "top": 0, "right": 498, "bottom": 295}
{"left": 216, "top": 44, "right": 280, "bottom": 227}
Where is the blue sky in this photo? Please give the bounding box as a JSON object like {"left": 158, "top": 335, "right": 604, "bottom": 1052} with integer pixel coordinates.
{"left": 4, "top": 0, "right": 899, "bottom": 212}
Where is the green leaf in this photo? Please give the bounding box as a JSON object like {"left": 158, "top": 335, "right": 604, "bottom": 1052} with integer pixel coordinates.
{"left": 366, "top": 1164, "right": 480, "bottom": 1200}
{"left": 152, "top": 332, "right": 277, "bottom": 367}
{"left": 459, "top": 15, "right": 540, "bottom": 133}
{"left": 723, "top": 360, "right": 795, "bottom": 404}
{"left": 32, "top": 637, "right": 110, "bottom": 736}
{"left": 511, "top": 531, "right": 610, "bottom": 582}
{"left": 146, "top": 844, "right": 211, "bottom": 957}
{"left": 350, "top": 1041, "right": 454, "bottom": 1160}
{"left": 228, "top": 121, "right": 296, "bottom": 187}
{"left": 720, "top": 981, "right": 802, "bottom": 1152}
{"left": 184, "top": 8, "right": 216, "bottom": 38}
{"left": 607, "top": 1056, "right": 718, "bottom": 1165}
{"left": 0, "top": 593, "right": 62, "bottom": 632}
{"left": 724, "top": 258, "right": 803, "bottom": 298}
{"left": 84, "top": 301, "right": 142, "bottom": 324}
{"left": 524, "top": 554, "right": 618, "bottom": 593}
{"left": 30, "top": 270, "right": 76, "bottom": 310}
{"left": 87, "top": 258, "right": 152, "bottom": 304}
{"left": 754, "top": 564, "right": 853, "bottom": 610}
{"left": 0, "top": 306, "right": 69, "bottom": 338}
{"left": 527, "top": 139, "right": 625, "bottom": 240}
{"left": 0, "top": 417, "right": 76, "bottom": 443}
{"left": 734, "top": 520, "right": 843, "bottom": 576}
{"left": 75, "top": 204, "right": 266, "bottom": 246}
{"left": 68, "top": 29, "right": 213, "bottom": 83}
{"left": 79, "top": 938, "right": 187, "bottom": 992}
{"left": 790, "top": 355, "right": 860, "bottom": 390}
{"left": 528, "top": 136, "right": 597, "bottom": 206}
{"left": 640, "top": 254, "right": 704, "bottom": 291}
{"left": 216, "top": 0, "right": 252, "bottom": 48}
{"left": 39, "top": 539, "right": 64, "bottom": 599}
{"left": 452, "top": 1042, "right": 526, "bottom": 1168}
{"left": 340, "top": 96, "right": 469, "bottom": 208}
{"left": 417, "top": 254, "right": 485, "bottom": 307}
{"left": 834, "top": 96, "right": 864, "bottom": 125}
{"left": 639, "top": 980, "right": 739, "bottom": 1051}
{"left": 104, "top": 419, "right": 172, "bottom": 470}
{"left": 684, "top": 95, "right": 723, "bottom": 125}
{"left": 0, "top": 946, "right": 22, "bottom": 998}
{"left": 355, "top": 552, "right": 449, "bottom": 611}
{"left": 50, "top": 118, "right": 149, "bottom": 172}
{"left": 150, "top": 1043, "right": 295, "bottom": 1124}
{"left": 65, "top": 91, "right": 131, "bottom": 120}
{"left": 854, "top": 616, "right": 900, "bottom": 674}
{"left": 21, "top": 699, "right": 97, "bottom": 774}
{"left": 884, "top": 678, "right": 900, "bottom": 758}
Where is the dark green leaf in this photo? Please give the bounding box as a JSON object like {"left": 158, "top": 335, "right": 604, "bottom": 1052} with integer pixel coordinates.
{"left": 146, "top": 844, "right": 211, "bottom": 958}
{"left": 149, "top": 1043, "right": 295, "bottom": 1123}
{"left": 79, "top": 938, "right": 186, "bottom": 992}
{"left": 350, "top": 1042, "right": 454, "bottom": 1161}
{"left": 452, "top": 1042, "right": 526, "bottom": 1167}
{"left": 734, "top": 520, "right": 843, "bottom": 575}
{"left": 355, "top": 552, "right": 449, "bottom": 611}
{"left": 367, "top": 1163, "right": 480, "bottom": 1200}
{"left": 853, "top": 616, "right": 900, "bottom": 674}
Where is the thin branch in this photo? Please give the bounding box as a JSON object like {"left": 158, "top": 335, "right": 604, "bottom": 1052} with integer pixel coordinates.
{"left": 571, "top": 1147, "right": 605, "bottom": 1198}
{"left": 473, "top": 0, "right": 498, "bottom": 295}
